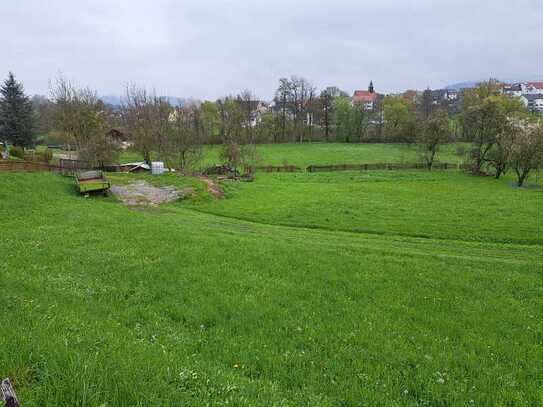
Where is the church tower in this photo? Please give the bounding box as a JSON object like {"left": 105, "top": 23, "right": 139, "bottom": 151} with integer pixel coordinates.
{"left": 368, "top": 81, "right": 374, "bottom": 93}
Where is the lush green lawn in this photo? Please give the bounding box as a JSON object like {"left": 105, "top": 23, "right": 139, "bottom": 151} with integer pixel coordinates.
{"left": 119, "top": 142, "right": 469, "bottom": 169}
{"left": 187, "top": 170, "right": 543, "bottom": 245}
{"left": 246, "top": 143, "right": 467, "bottom": 167}
{"left": 1, "top": 171, "right": 542, "bottom": 405}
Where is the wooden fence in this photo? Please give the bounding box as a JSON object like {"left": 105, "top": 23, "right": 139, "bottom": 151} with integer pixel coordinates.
{"left": 0, "top": 159, "right": 471, "bottom": 174}
{"left": 250, "top": 162, "right": 470, "bottom": 173}
{"left": 253, "top": 165, "right": 302, "bottom": 173}
{"left": 0, "top": 161, "right": 53, "bottom": 172}
{"left": 306, "top": 162, "right": 470, "bottom": 172}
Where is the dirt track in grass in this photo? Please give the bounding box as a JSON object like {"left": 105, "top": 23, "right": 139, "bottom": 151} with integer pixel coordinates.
{"left": 198, "top": 176, "right": 224, "bottom": 198}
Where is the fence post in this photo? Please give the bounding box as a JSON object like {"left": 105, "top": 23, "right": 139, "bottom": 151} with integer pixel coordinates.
{"left": 1, "top": 378, "right": 19, "bottom": 407}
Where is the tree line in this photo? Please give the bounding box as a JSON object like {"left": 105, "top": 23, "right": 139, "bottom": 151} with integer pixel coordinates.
{"left": 1, "top": 73, "right": 542, "bottom": 185}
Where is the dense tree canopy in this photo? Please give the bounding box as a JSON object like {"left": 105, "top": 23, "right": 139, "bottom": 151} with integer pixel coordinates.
{"left": 417, "top": 108, "right": 451, "bottom": 170}
{"left": 460, "top": 81, "right": 527, "bottom": 174}
{"left": 382, "top": 96, "right": 417, "bottom": 142}
{"left": 6, "top": 72, "right": 540, "bottom": 183}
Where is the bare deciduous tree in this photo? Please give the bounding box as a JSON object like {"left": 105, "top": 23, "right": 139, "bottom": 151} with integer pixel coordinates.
{"left": 217, "top": 96, "right": 255, "bottom": 171}
{"left": 274, "top": 78, "right": 291, "bottom": 142}
{"left": 319, "top": 89, "right": 333, "bottom": 142}
{"left": 51, "top": 76, "right": 118, "bottom": 166}
{"left": 238, "top": 89, "right": 257, "bottom": 144}
{"left": 121, "top": 85, "right": 156, "bottom": 165}
{"left": 152, "top": 97, "right": 173, "bottom": 161}
{"left": 290, "top": 76, "right": 315, "bottom": 143}
{"left": 164, "top": 103, "right": 203, "bottom": 171}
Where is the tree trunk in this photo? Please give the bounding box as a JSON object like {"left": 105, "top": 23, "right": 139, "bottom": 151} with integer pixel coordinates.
{"left": 143, "top": 151, "right": 151, "bottom": 166}
{"left": 324, "top": 110, "right": 329, "bottom": 142}
{"left": 472, "top": 150, "right": 483, "bottom": 174}
{"left": 494, "top": 164, "right": 505, "bottom": 179}
{"left": 518, "top": 171, "right": 528, "bottom": 187}
{"left": 515, "top": 167, "right": 529, "bottom": 187}
{"left": 427, "top": 148, "right": 436, "bottom": 171}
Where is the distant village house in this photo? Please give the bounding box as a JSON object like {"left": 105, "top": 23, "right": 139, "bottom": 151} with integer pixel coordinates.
{"left": 352, "top": 81, "right": 378, "bottom": 111}
{"left": 520, "top": 94, "right": 543, "bottom": 113}
{"left": 503, "top": 81, "right": 543, "bottom": 113}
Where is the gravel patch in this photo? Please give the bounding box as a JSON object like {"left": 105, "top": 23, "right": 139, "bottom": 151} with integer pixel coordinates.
{"left": 111, "top": 181, "right": 188, "bottom": 206}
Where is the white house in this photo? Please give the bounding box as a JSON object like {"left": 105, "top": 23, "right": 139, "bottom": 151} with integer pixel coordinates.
{"left": 445, "top": 89, "right": 458, "bottom": 101}
{"left": 503, "top": 83, "right": 522, "bottom": 97}
{"left": 520, "top": 94, "right": 543, "bottom": 113}
{"left": 520, "top": 82, "right": 543, "bottom": 95}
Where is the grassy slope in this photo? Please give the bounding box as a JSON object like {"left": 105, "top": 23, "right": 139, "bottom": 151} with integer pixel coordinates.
{"left": 119, "top": 143, "right": 469, "bottom": 168}
{"left": 186, "top": 171, "right": 543, "bottom": 245}
{"left": 1, "top": 172, "right": 542, "bottom": 405}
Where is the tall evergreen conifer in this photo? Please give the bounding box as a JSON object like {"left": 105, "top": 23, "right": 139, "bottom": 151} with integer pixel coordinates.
{"left": 0, "top": 72, "right": 34, "bottom": 147}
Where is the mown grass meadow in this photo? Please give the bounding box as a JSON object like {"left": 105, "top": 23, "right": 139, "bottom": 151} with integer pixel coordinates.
{"left": 186, "top": 170, "right": 543, "bottom": 245}
{"left": 1, "top": 162, "right": 542, "bottom": 405}
{"left": 118, "top": 142, "right": 470, "bottom": 169}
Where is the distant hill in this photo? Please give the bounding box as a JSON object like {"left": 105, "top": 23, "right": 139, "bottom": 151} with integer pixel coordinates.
{"left": 100, "top": 95, "right": 193, "bottom": 107}
{"left": 444, "top": 81, "right": 481, "bottom": 91}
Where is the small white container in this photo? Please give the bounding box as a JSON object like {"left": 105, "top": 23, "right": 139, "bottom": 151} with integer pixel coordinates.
{"left": 151, "top": 161, "right": 164, "bottom": 175}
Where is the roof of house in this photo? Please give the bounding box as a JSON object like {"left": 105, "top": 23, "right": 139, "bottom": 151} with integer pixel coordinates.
{"left": 527, "top": 82, "right": 543, "bottom": 89}
{"left": 107, "top": 128, "right": 128, "bottom": 141}
{"left": 521, "top": 94, "right": 543, "bottom": 101}
{"left": 402, "top": 90, "right": 419, "bottom": 100}
{"left": 238, "top": 100, "right": 267, "bottom": 110}
{"left": 352, "top": 90, "right": 377, "bottom": 104}
{"left": 504, "top": 83, "right": 522, "bottom": 91}
{"left": 431, "top": 89, "right": 447, "bottom": 99}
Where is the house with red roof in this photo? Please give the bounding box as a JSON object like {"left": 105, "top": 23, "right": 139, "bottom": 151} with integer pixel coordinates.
{"left": 522, "top": 82, "right": 543, "bottom": 95}
{"left": 352, "top": 81, "right": 378, "bottom": 111}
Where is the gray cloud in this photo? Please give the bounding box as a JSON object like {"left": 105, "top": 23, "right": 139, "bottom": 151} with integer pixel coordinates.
{"left": 2, "top": 0, "right": 542, "bottom": 99}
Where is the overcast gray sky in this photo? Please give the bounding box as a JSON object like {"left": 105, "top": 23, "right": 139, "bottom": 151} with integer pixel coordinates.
{"left": 2, "top": 0, "right": 542, "bottom": 100}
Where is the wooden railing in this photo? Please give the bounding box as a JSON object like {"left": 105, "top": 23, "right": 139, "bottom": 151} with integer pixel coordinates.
{"left": 253, "top": 165, "right": 302, "bottom": 173}
{"left": 0, "top": 160, "right": 471, "bottom": 174}
{"left": 306, "top": 162, "right": 470, "bottom": 172}
{"left": 0, "top": 161, "right": 53, "bottom": 172}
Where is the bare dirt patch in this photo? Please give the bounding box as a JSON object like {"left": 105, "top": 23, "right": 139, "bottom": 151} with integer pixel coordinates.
{"left": 111, "top": 181, "right": 192, "bottom": 206}
{"left": 198, "top": 176, "right": 224, "bottom": 198}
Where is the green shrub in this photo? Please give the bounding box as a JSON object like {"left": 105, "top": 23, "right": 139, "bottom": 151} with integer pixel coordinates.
{"left": 40, "top": 148, "right": 53, "bottom": 163}
{"left": 9, "top": 146, "right": 25, "bottom": 159}
{"left": 456, "top": 145, "right": 468, "bottom": 157}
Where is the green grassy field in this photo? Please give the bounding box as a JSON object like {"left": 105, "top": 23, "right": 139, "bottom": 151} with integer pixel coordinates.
{"left": 1, "top": 169, "right": 542, "bottom": 405}
{"left": 186, "top": 170, "right": 543, "bottom": 245}
{"left": 119, "top": 143, "right": 469, "bottom": 169}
